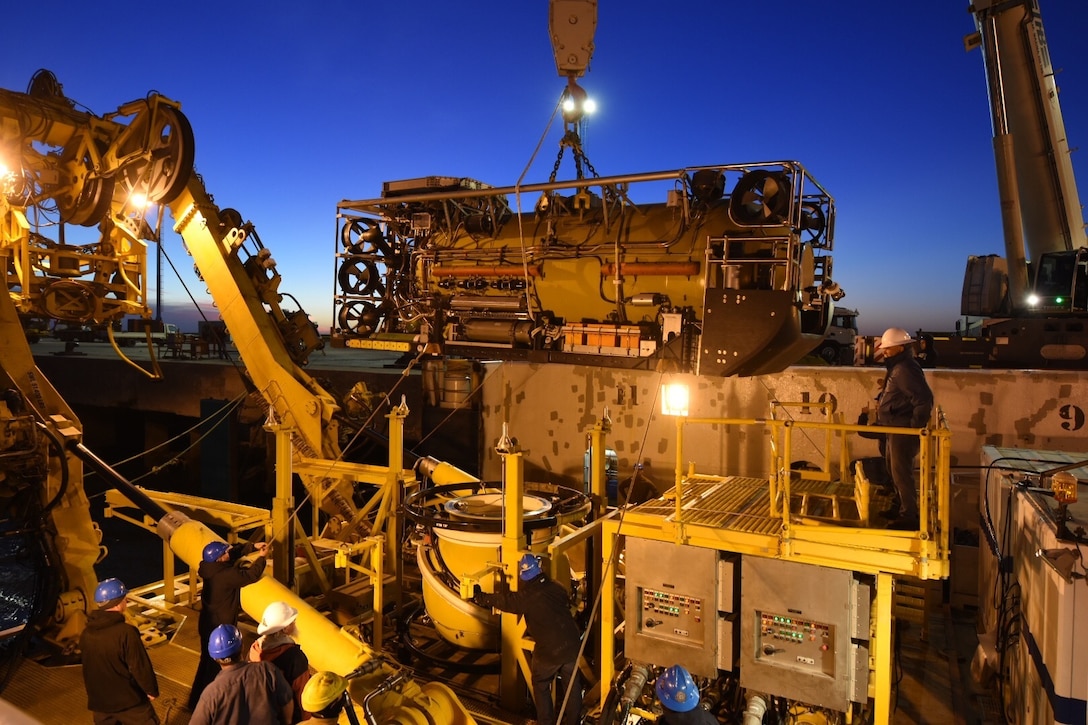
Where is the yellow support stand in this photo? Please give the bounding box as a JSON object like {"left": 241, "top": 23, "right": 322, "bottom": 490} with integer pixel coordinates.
{"left": 873, "top": 573, "right": 894, "bottom": 724}
{"left": 499, "top": 445, "right": 529, "bottom": 711}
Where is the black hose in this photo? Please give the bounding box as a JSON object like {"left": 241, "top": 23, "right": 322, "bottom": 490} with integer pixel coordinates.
{"left": 598, "top": 662, "right": 636, "bottom": 725}
{"left": 70, "top": 443, "right": 167, "bottom": 521}
{"left": 35, "top": 421, "right": 69, "bottom": 516}
{"left": 599, "top": 681, "right": 622, "bottom": 725}
{"left": 341, "top": 690, "right": 363, "bottom": 725}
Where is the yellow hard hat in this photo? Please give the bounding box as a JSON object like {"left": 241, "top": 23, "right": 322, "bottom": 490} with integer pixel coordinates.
{"left": 302, "top": 671, "right": 347, "bottom": 713}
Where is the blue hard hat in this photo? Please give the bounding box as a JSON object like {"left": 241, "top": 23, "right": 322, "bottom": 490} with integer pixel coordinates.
{"left": 518, "top": 553, "right": 542, "bottom": 581}
{"left": 208, "top": 624, "right": 243, "bottom": 659}
{"left": 94, "top": 578, "right": 127, "bottom": 605}
{"left": 202, "top": 541, "right": 230, "bottom": 563}
{"left": 655, "top": 665, "right": 699, "bottom": 712}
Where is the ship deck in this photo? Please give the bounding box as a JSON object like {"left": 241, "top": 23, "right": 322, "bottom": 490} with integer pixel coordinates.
{"left": 1, "top": 598, "right": 1000, "bottom": 724}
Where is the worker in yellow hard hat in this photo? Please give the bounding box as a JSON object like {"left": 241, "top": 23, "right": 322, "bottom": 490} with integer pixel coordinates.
{"left": 301, "top": 671, "right": 353, "bottom": 724}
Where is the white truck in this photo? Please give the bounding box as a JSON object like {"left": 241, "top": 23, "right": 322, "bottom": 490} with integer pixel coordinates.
{"left": 813, "top": 307, "right": 858, "bottom": 364}
{"left": 107, "top": 320, "right": 181, "bottom": 347}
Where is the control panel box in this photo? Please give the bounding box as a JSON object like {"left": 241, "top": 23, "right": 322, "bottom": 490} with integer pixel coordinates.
{"left": 624, "top": 538, "right": 737, "bottom": 677}
{"left": 740, "top": 556, "right": 870, "bottom": 711}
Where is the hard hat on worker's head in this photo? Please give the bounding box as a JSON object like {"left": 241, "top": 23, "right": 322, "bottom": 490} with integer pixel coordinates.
{"left": 258, "top": 601, "right": 299, "bottom": 635}
{"left": 519, "top": 553, "right": 543, "bottom": 581}
{"left": 655, "top": 664, "right": 699, "bottom": 712}
{"left": 94, "top": 578, "right": 127, "bottom": 608}
{"left": 301, "top": 671, "right": 347, "bottom": 714}
{"left": 202, "top": 541, "right": 230, "bottom": 563}
{"left": 208, "top": 623, "right": 243, "bottom": 659}
{"left": 879, "top": 327, "right": 914, "bottom": 349}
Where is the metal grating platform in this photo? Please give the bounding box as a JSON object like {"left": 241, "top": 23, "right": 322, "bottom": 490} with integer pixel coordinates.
{"left": 629, "top": 474, "right": 879, "bottom": 532}
{"left": 4, "top": 605, "right": 204, "bottom": 724}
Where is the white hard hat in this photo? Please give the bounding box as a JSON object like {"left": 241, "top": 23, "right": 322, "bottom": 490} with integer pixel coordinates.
{"left": 257, "top": 601, "right": 299, "bottom": 635}
{"left": 879, "top": 327, "right": 913, "bottom": 349}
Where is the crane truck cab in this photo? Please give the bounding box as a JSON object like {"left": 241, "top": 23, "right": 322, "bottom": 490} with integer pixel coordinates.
{"left": 813, "top": 306, "right": 858, "bottom": 365}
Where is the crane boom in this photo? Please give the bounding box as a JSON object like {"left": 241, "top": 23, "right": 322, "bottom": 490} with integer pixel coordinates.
{"left": 969, "top": 0, "right": 1086, "bottom": 264}
{"left": 549, "top": 0, "right": 597, "bottom": 78}
{"left": 932, "top": 0, "right": 1088, "bottom": 368}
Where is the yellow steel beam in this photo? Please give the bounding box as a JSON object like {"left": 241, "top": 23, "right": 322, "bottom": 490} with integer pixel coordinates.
{"left": 873, "top": 573, "right": 894, "bottom": 724}
{"left": 500, "top": 449, "right": 528, "bottom": 711}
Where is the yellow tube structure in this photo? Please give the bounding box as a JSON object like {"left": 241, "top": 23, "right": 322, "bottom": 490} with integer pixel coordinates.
{"left": 157, "top": 511, "right": 477, "bottom": 725}
{"left": 417, "top": 457, "right": 480, "bottom": 485}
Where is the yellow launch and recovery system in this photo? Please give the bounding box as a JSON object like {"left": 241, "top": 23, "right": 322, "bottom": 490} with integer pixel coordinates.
{"left": 0, "top": 67, "right": 949, "bottom": 725}
{"left": 0, "top": 72, "right": 479, "bottom": 723}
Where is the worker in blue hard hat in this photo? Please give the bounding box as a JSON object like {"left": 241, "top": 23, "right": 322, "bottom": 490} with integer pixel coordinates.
{"left": 473, "top": 553, "right": 583, "bottom": 725}
{"left": 79, "top": 577, "right": 160, "bottom": 724}
{"left": 190, "top": 624, "right": 293, "bottom": 725}
{"left": 655, "top": 665, "right": 715, "bottom": 725}
{"left": 187, "top": 539, "right": 272, "bottom": 710}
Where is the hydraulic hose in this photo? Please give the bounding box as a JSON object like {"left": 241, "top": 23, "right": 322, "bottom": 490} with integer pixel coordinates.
{"left": 35, "top": 422, "right": 69, "bottom": 516}
{"left": 618, "top": 662, "right": 651, "bottom": 725}
{"left": 340, "top": 691, "right": 363, "bottom": 725}
{"left": 363, "top": 672, "right": 407, "bottom": 725}
{"left": 599, "top": 661, "right": 650, "bottom": 725}
{"left": 70, "top": 442, "right": 167, "bottom": 521}
{"left": 742, "top": 692, "right": 768, "bottom": 725}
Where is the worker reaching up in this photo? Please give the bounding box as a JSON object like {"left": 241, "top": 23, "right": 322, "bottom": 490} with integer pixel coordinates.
{"left": 188, "top": 539, "right": 272, "bottom": 710}
{"left": 473, "top": 553, "right": 583, "bottom": 725}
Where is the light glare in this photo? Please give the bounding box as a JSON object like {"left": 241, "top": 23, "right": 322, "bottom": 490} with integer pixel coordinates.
{"left": 661, "top": 383, "right": 690, "bottom": 417}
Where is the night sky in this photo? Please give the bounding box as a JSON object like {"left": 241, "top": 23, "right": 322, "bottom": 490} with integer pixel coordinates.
{"left": 2, "top": 0, "right": 1086, "bottom": 336}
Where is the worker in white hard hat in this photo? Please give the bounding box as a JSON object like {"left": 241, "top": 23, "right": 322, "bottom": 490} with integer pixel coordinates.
{"left": 875, "top": 327, "right": 934, "bottom": 530}
{"left": 250, "top": 601, "right": 311, "bottom": 723}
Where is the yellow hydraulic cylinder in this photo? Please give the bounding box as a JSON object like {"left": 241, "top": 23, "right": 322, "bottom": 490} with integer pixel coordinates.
{"left": 160, "top": 512, "right": 476, "bottom": 724}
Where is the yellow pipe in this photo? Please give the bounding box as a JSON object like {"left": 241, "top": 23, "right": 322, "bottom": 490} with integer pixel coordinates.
{"left": 500, "top": 450, "right": 528, "bottom": 711}
{"left": 599, "top": 518, "right": 618, "bottom": 709}
{"left": 420, "top": 458, "right": 480, "bottom": 485}
{"left": 162, "top": 514, "right": 476, "bottom": 724}
{"left": 240, "top": 575, "right": 373, "bottom": 673}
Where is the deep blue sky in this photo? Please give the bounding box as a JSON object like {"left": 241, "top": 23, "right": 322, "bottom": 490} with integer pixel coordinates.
{"left": 3, "top": 1, "right": 1087, "bottom": 336}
